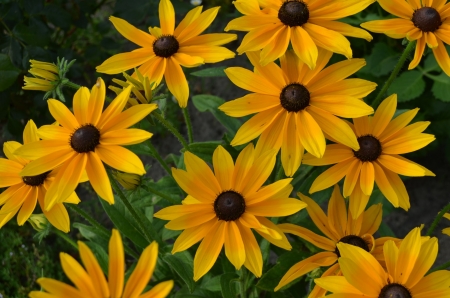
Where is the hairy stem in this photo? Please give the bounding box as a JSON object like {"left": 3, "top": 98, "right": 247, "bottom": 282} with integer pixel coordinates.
{"left": 426, "top": 201, "right": 450, "bottom": 236}
{"left": 153, "top": 111, "right": 190, "bottom": 150}
{"left": 182, "top": 107, "right": 194, "bottom": 143}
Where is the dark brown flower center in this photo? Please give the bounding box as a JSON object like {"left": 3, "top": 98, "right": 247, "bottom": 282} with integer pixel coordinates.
{"left": 280, "top": 83, "right": 310, "bottom": 112}
{"left": 412, "top": 7, "right": 441, "bottom": 32}
{"left": 153, "top": 35, "right": 179, "bottom": 58}
{"left": 278, "top": 0, "right": 309, "bottom": 27}
{"left": 22, "top": 171, "right": 50, "bottom": 186}
{"left": 335, "top": 235, "right": 370, "bottom": 257}
{"left": 379, "top": 283, "right": 412, "bottom": 298}
{"left": 214, "top": 191, "right": 246, "bottom": 221}
{"left": 353, "top": 135, "right": 382, "bottom": 162}
{"left": 70, "top": 124, "right": 100, "bottom": 153}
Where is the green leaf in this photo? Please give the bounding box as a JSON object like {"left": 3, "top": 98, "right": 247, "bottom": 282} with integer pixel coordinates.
{"left": 388, "top": 70, "right": 425, "bottom": 102}
{"left": 0, "top": 54, "right": 20, "bottom": 91}
{"left": 192, "top": 94, "right": 241, "bottom": 136}
{"left": 202, "top": 275, "right": 222, "bottom": 292}
{"left": 256, "top": 250, "right": 309, "bottom": 291}
{"left": 162, "top": 252, "right": 196, "bottom": 293}
{"left": 220, "top": 273, "right": 238, "bottom": 298}
{"left": 423, "top": 54, "right": 440, "bottom": 73}
{"left": 360, "top": 42, "right": 398, "bottom": 77}
{"left": 100, "top": 197, "right": 149, "bottom": 249}
{"left": 13, "top": 19, "right": 50, "bottom": 46}
{"left": 187, "top": 141, "right": 222, "bottom": 163}
{"left": 190, "top": 67, "right": 226, "bottom": 77}
{"left": 431, "top": 74, "right": 450, "bottom": 102}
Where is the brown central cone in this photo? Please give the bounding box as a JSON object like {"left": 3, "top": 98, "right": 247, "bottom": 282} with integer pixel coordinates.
{"left": 353, "top": 135, "right": 382, "bottom": 162}
{"left": 280, "top": 83, "right": 310, "bottom": 112}
{"left": 214, "top": 191, "right": 246, "bottom": 221}
{"left": 153, "top": 35, "right": 179, "bottom": 58}
{"left": 22, "top": 171, "right": 50, "bottom": 186}
{"left": 278, "top": 0, "right": 309, "bottom": 27}
{"left": 335, "top": 235, "right": 370, "bottom": 257}
{"left": 379, "top": 283, "right": 412, "bottom": 298}
{"left": 412, "top": 7, "right": 441, "bottom": 32}
{"left": 70, "top": 124, "right": 100, "bottom": 153}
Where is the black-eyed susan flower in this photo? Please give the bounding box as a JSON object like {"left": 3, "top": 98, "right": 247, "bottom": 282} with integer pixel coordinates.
{"left": 275, "top": 185, "right": 397, "bottom": 296}
{"left": 0, "top": 120, "right": 80, "bottom": 232}
{"left": 154, "top": 144, "right": 306, "bottom": 280}
{"left": 315, "top": 227, "right": 450, "bottom": 298}
{"left": 443, "top": 213, "right": 450, "bottom": 236}
{"left": 29, "top": 229, "right": 174, "bottom": 298}
{"left": 96, "top": 0, "right": 237, "bottom": 107}
{"left": 361, "top": 0, "right": 450, "bottom": 75}
{"left": 220, "top": 49, "right": 375, "bottom": 176}
{"left": 15, "top": 78, "right": 156, "bottom": 211}
{"left": 225, "top": 0, "right": 374, "bottom": 68}
{"left": 305, "top": 94, "right": 435, "bottom": 218}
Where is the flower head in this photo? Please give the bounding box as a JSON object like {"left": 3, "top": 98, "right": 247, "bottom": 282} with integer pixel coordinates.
{"left": 225, "top": 0, "right": 374, "bottom": 68}
{"left": 220, "top": 49, "right": 375, "bottom": 176}
{"left": 23, "top": 58, "right": 76, "bottom": 101}
{"left": 315, "top": 227, "right": 450, "bottom": 297}
{"left": 29, "top": 229, "right": 174, "bottom": 298}
{"left": 361, "top": 0, "right": 450, "bottom": 75}
{"left": 96, "top": 0, "right": 237, "bottom": 107}
{"left": 15, "top": 78, "right": 156, "bottom": 210}
{"left": 0, "top": 120, "right": 80, "bottom": 232}
{"left": 305, "top": 95, "right": 435, "bottom": 218}
{"left": 275, "top": 185, "right": 395, "bottom": 296}
{"left": 154, "top": 144, "right": 307, "bottom": 280}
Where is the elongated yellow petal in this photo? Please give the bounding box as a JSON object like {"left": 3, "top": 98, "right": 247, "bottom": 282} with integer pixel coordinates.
{"left": 396, "top": 227, "right": 421, "bottom": 284}
{"left": 101, "top": 104, "right": 157, "bottom": 132}
{"left": 96, "top": 49, "right": 155, "bottom": 75}
{"left": 212, "top": 145, "right": 234, "bottom": 191}
{"left": 85, "top": 152, "right": 113, "bottom": 204}
{"left": 303, "top": 23, "right": 352, "bottom": 59}
{"left": 224, "top": 221, "right": 245, "bottom": 269}
{"left": 60, "top": 252, "right": 98, "bottom": 296}
{"left": 109, "top": 16, "right": 155, "bottom": 47}
{"left": 296, "top": 110, "right": 325, "bottom": 158}
{"left": 177, "top": 7, "right": 220, "bottom": 43}
{"left": 281, "top": 113, "right": 303, "bottom": 176}
{"left": 309, "top": 161, "right": 352, "bottom": 193}
{"left": 406, "top": 237, "right": 438, "bottom": 289}
{"left": 139, "top": 280, "right": 174, "bottom": 298}
{"left": 78, "top": 241, "right": 109, "bottom": 297}
{"left": 378, "top": 0, "right": 414, "bottom": 19}
{"left": 172, "top": 218, "right": 215, "bottom": 253}
{"left": 237, "top": 221, "right": 263, "bottom": 277}
{"left": 16, "top": 186, "right": 38, "bottom": 225}
{"left": 165, "top": 57, "right": 189, "bottom": 107}
{"left": 109, "top": 230, "right": 125, "bottom": 298}
{"left": 48, "top": 99, "right": 79, "bottom": 131}
{"left": 291, "top": 26, "right": 317, "bottom": 69}
{"left": 35, "top": 278, "right": 84, "bottom": 298}
{"left": 96, "top": 145, "right": 145, "bottom": 175}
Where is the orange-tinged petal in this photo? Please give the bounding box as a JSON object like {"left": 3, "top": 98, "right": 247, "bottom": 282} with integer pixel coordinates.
{"left": 253, "top": 111, "right": 286, "bottom": 158}
{"left": 300, "top": 47, "right": 333, "bottom": 85}
{"left": 39, "top": 194, "right": 71, "bottom": 233}
{"left": 109, "top": 230, "right": 124, "bottom": 298}
{"left": 255, "top": 216, "right": 292, "bottom": 250}
{"left": 181, "top": 33, "right": 237, "bottom": 47}
{"left": 48, "top": 99, "right": 79, "bottom": 131}
{"left": 309, "top": 161, "right": 353, "bottom": 193}
{"left": 224, "top": 221, "right": 245, "bottom": 269}
{"left": 231, "top": 106, "right": 283, "bottom": 146}
{"left": 259, "top": 26, "right": 291, "bottom": 66}
{"left": 212, "top": 145, "right": 234, "bottom": 191}
{"left": 360, "top": 203, "right": 382, "bottom": 236}
{"left": 154, "top": 204, "right": 211, "bottom": 220}
{"left": 311, "top": 95, "right": 374, "bottom": 118}
{"left": 86, "top": 152, "right": 114, "bottom": 204}
{"left": 78, "top": 241, "right": 109, "bottom": 298}
{"left": 172, "top": 168, "right": 215, "bottom": 203}
{"left": 246, "top": 51, "right": 287, "bottom": 89}
{"left": 410, "top": 37, "right": 426, "bottom": 70}
{"left": 343, "top": 159, "right": 362, "bottom": 198}
{"left": 407, "top": 27, "right": 423, "bottom": 41}
{"left": 247, "top": 198, "right": 306, "bottom": 217}
{"left": 291, "top": 26, "right": 317, "bottom": 69}
{"left": 275, "top": 251, "right": 337, "bottom": 291}
{"left": 303, "top": 144, "right": 354, "bottom": 166}
{"left": 309, "top": 0, "right": 374, "bottom": 20}
{"left": 237, "top": 23, "right": 283, "bottom": 54}
{"left": 232, "top": 143, "right": 255, "bottom": 191}
{"left": 100, "top": 129, "right": 153, "bottom": 146}
{"left": 371, "top": 94, "right": 396, "bottom": 137}
{"left": 281, "top": 113, "right": 303, "bottom": 176}
{"left": 338, "top": 257, "right": 383, "bottom": 296}
{"left": 348, "top": 183, "right": 370, "bottom": 220}
{"left": 0, "top": 183, "right": 25, "bottom": 206}
{"left": 236, "top": 221, "right": 263, "bottom": 277}
{"left": 313, "top": 276, "right": 363, "bottom": 296}
{"left": 411, "top": 270, "right": 450, "bottom": 294}
{"left": 171, "top": 52, "right": 203, "bottom": 67}
{"left": 395, "top": 227, "right": 422, "bottom": 284}
{"left": 361, "top": 19, "right": 412, "bottom": 39}
{"left": 14, "top": 140, "right": 70, "bottom": 161}
{"left": 312, "top": 78, "right": 377, "bottom": 98}
{"left": 245, "top": 178, "right": 292, "bottom": 205}
{"left": 35, "top": 278, "right": 84, "bottom": 298}
{"left": 193, "top": 220, "right": 225, "bottom": 281}
{"left": 377, "top": 154, "right": 427, "bottom": 177}
{"left": 311, "top": 20, "right": 372, "bottom": 41}
{"left": 432, "top": 38, "right": 450, "bottom": 76}
{"left": 406, "top": 237, "right": 438, "bottom": 289}
{"left": 219, "top": 93, "right": 280, "bottom": 117}
{"left": 172, "top": 218, "right": 215, "bottom": 253}
{"left": 138, "top": 280, "right": 174, "bottom": 298}
{"left": 224, "top": 67, "right": 279, "bottom": 96}
{"left": 96, "top": 145, "right": 145, "bottom": 175}
{"left": 184, "top": 151, "right": 221, "bottom": 195}
{"left": 327, "top": 185, "right": 347, "bottom": 239}
{"left": 177, "top": 45, "right": 233, "bottom": 64}
{"left": 303, "top": 23, "right": 352, "bottom": 59}
{"left": 3, "top": 141, "right": 28, "bottom": 165}
{"left": 379, "top": 108, "right": 419, "bottom": 142}
{"left": 296, "top": 110, "right": 325, "bottom": 158}
{"left": 383, "top": 240, "right": 399, "bottom": 279}
{"left": 16, "top": 187, "right": 38, "bottom": 225}
{"left": 164, "top": 209, "right": 216, "bottom": 230}
{"left": 60, "top": 252, "right": 98, "bottom": 296}
{"left": 20, "top": 149, "right": 75, "bottom": 177}
{"left": 122, "top": 241, "right": 158, "bottom": 298}
{"left": 240, "top": 149, "right": 277, "bottom": 196}
{"left": 377, "top": 0, "right": 414, "bottom": 19}
{"left": 307, "top": 105, "right": 359, "bottom": 150}
{"left": 383, "top": 134, "right": 435, "bottom": 155}
{"left": 359, "top": 162, "right": 374, "bottom": 196}
{"left": 164, "top": 57, "right": 189, "bottom": 107}
{"left": 109, "top": 16, "right": 155, "bottom": 47}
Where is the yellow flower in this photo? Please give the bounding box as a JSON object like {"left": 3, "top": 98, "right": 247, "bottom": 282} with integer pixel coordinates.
{"left": 443, "top": 213, "right": 450, "bottom": 236}
{"left": 109, "top": 70, "right": 155, "bottom": 107}
{"left": 96, "top": 0, "right": 237, "bottom": 107}
{"left": 112, "top": 170, "right": 141, "bottom": 190}
{"left": 315, "top": 227, "right": 450, "bottom": 297}
{"left": 275, "top": 185, "right": 397, "bottom": 296}
{"left": 361, "top": 0, "right": 450, "bottom": 76}
{"left": 0, "top": 120, "right": 80, "bottom": 232}
{"left": 154, "top": 144, "right": 307, "bottom": 280}
{"left": 14, "top": 78, "right": 157, "bottom": 210}
{"left": 305, "top": 94, "right": 435, "bottom": 218}
{"left": 220, "top": 49, "right": 375, "bottom": 176}
{"left": 225, "top": 0, "right": 374, "bottom": 68}
{"left": 23, "top": 60, "right": 59, "bottom": 92}
{"left": 29, "top": 229, "right": 174, "bottom": 298}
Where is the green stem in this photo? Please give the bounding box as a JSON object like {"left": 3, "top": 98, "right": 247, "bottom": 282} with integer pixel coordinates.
{"left": 145, "top": 184, "right": 178, "bottom": 205}
{"left": 68, "top": 204, "right": 140, "bottom": 259}
{"left": 108, "top": 168, "right": 160, "bottom": 245}
{"left": 275, "top": 163, "right": 285, "bottom": 181}
{"left": 54, "top": 229, "right": 78, "bottom": 250}
{"left": 371, "top": 41, "right": 416, "bottom": 108}
{"left": 239, "top": 267, "right": 247, "bottom": 298}
{"left": 430, "top": 260, "right": 450, "bottom": 272}
{"left": 152, "top": 111, "right": 189, "bottom": 150}
{"left": 147, "top": 141, "right": 171, "bottom": 176}
{"left": 426, "top": 201, "right": 450, "bottom": 236}
{"left": 65, "top": 81, "right": 81, "bottom": 90}
{"left": 182, "top": 107, "right": 194, "bottom": 143}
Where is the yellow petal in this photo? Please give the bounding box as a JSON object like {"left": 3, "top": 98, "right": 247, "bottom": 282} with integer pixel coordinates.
{"left": 60, "top": 252, "right": 98, "bottom": 296}
{"left": 16, "top": 186, "right": 38, "bottom": 225}
{"left": 224, "top": 221, "right": 245, "bottom": 269}
{"left": 172, "top": 219, "right": 215, "bottom": 253}
{"left": 303, "top": 22, "right": 352, "bottom": 59}
{"left": 159, "top": 0, "right": 175, "bottom": 35}
{"left": 309, "top": 161, "right": 352, "bottom": 193}
{"left": 378, "top": 0, "right": 414, "bottom": 19}
{"left": 432, "top": 38, "right": 450, "bottom": 76}
{"left": 177, "top": 7, "right": 220, "bottom": 43}
{"left": 236, "top": 221, "right": 263, "bottom": 277}
{"left": 96, "top": 49, "right": 155, "bottom": 75}
{"left": 100, "top": 129, "right": 153, "bottom": 146}
{"left": 171, "top": 168, "right": 215, "bottom": 203}
{"left": 109, "top": 16, "right": 155, "bottom": 47}
{"left": 291, "top": 26, "right": 317, "bottom": 69}
{"left": 78, "top": 241, "right": 109, "bottom": 297}
{"left": 377, "top": 154, "right": 427, "bottom": 176}
{"left": 370, "top": 94, "right": 397, "bottom": 137}
{"left": 47, "top": 99, "right": 79, "bottom": 131}
{"left": 109, "top": 230, "right": 125, "bottom": 298}
{"left": 102, "top": 104, "right": 157, "bottom": 132}
{"left": 138, "top": 280, "right": 174, "bottom": 298}
{"left": 184, "top": 151, "right": 221, "bottom": 195}
{"left": 35, "top": 278, "right": 84, "bottom": 298}
{"left": 96, "top": 145, "right": 145, "bottom": 175}
{"left": 359, "top": 162, "right": 374, "bottom": 196}
{"left": 164, "top": 57, "right": 189, "bottom": 107}
{"left": 396, "top": 227, "right": 421, "bottom": 284}
{"left": 311, "top": 95, "right": 373, "bottom": 118}
{"left": 296, "top": 110, "right": 325, "bottom": 158}
{"left": 85, "top": 152, "right": 114, "bottom": 204}
{"left": 406, "top": 237, "right": 438, "bottom": 289}
{"left": 212, "top": 145, "right": 234, "bottom": 191}
{"left": 281, "top": 113, "right": 303, "bottom": 176}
